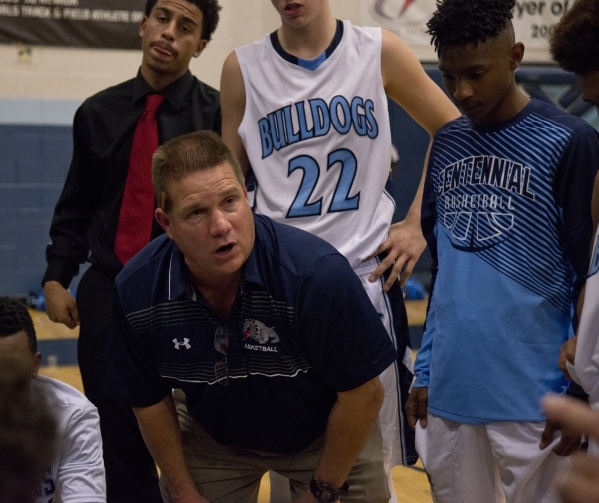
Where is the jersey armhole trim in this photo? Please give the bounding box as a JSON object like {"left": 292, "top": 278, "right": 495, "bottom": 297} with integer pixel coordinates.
{"left": 234, "top": 47, "right": 253, "bottom": 147}
{"left": 375, "top": 27, "right": 387, "bottom": 109}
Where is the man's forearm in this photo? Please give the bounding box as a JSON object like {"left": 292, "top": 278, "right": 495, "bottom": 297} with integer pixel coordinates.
{"left": 313, "top": 377, "right": 385, "bottom": 487}
{"left": 133, "top": 394, "right": 202, "bottom": 502}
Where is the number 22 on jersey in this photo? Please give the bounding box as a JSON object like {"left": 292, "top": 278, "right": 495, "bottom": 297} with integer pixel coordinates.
{"left": 287, "top": 148, "right": 360, "bottom": 218}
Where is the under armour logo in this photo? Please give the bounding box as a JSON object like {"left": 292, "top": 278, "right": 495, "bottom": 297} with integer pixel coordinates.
{"left": 172, "top": 338, "right": 191, "bottom": 350}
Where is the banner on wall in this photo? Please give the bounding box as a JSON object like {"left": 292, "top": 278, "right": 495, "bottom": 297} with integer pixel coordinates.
{"left": 366, "top": 0, "right": 574, "bottom": 63}
{"left": 0, "top": 0, "right": 146, "bottom": 49}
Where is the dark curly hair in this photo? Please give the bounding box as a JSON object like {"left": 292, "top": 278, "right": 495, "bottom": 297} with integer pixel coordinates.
{"left": 0, "top": 355, "right": 57, "bottom": 503}
{"left": 144, "top": 0, "right": 222, "bottom": 42}
{"left": 550, "top": 0, "right": 599, "bottom": 75}
{"left": 0, "top": 297, "right": 37, "bottom": 354}
{"left": 428, "top": 0, "right": 516, "bottom": 54}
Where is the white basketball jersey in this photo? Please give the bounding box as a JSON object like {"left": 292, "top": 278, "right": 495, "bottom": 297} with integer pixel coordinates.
{"left": 33, "top": 375, "right": 106, "bottom": 503}
{"left": 236, "top": 21, "right": 394, "bottom": 268}
{"left": 574, "top": 227, "right": 599, "bottom": 407}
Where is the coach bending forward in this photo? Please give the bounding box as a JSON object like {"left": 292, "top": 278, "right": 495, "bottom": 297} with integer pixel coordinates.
{"left": 101, "top": 131, "right": 396, "bottom": 503}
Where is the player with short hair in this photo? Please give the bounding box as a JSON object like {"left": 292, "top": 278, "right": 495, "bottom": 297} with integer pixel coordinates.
{"left": 406, "top": 0, "right": 599, "bottom": 501}
{"left": 0, "top": 297, "right": 106, "bottom": 503}
{"left": 220, "top": 2, "right": 460, "bottom": 498}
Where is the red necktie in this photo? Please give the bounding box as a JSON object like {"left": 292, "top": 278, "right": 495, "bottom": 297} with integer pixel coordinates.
{"left": 114, "top": 93, "right": 164, "bottom": 265}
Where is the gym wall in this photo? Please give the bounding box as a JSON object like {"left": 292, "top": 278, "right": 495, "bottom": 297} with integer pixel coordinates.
{"left": 2, "top": 0, "right": 597, "bottom": 296}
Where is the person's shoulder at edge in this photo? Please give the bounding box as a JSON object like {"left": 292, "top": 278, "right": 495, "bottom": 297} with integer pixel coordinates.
{"left": 32, "top": 374, "right": 96, "bottom": 412}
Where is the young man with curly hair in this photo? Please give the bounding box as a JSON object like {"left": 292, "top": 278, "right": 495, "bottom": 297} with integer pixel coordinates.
{"left": 406, "top": 1, "right": 599, "bottom": 501}
{"left": 550, "top": 0, "right": 599, "bottom": 108}
{"left": 42, "top": 1, "right": 222, "bottom": 500}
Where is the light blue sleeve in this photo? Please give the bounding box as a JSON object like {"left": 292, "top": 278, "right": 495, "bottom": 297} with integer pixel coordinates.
{"left": 413, "top": 299, "right": 435, "bottom": 388}
{"left": 415, "top": 138, "right": 440, "bottom": 389}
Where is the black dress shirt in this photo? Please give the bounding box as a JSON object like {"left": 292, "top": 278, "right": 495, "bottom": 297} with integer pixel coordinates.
{"left": 43, "top": 70, "right": 221, "bottom": 287}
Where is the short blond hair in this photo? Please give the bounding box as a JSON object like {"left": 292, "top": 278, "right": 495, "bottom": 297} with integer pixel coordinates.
{"left": 152, "top": 130, "right": 244, "bottom": 212}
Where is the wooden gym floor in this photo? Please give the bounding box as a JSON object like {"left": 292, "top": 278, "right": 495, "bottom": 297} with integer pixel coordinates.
{"left": 34, "top": 301, "right": 432, "bottom": 503}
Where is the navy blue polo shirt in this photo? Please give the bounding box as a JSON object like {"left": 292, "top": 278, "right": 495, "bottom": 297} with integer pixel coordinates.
{"left": 101, "top": 214, "right": 396, "bottom": 454}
